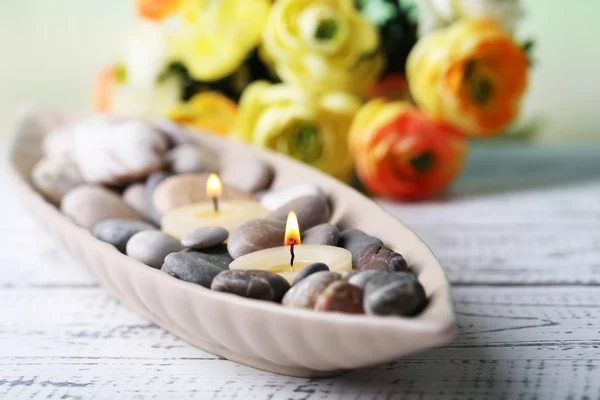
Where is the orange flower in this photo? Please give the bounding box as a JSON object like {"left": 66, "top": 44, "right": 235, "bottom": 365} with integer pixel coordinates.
{"left": 350, "top": 100, "right": 468, "bottom": 200}
{"left": 168, "top": 92, "right": 238, "bottom": 135}
{"left": 367, "top": 74, "right": 411, "bottom": 102}
{"left": 407, "top": 19, "right": 528, "bottom": 137}
{"left": 92, "top": 65, "right": 117, "bottom": 112}
{"left": 137, "top": 0, "right": 181, "bottom": 20}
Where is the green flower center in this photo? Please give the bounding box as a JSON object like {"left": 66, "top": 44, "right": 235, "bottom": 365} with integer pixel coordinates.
{"left": 410, "top": 151, "right": 434, "bottom": 173}
{"left": 464, "top": 60, "right": 494, "bottom": 105}
{"left": 315, "top": 18, "right": 339, "bottom": 41}
{"left": 278, "top": 126, "right": 324, "bottom": 164}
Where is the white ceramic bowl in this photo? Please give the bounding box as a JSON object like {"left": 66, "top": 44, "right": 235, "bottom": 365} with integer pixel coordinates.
{"left": 7, "top": 109, "right": 457, "bottom": 377}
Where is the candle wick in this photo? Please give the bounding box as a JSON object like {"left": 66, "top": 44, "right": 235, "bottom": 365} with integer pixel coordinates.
{"left": 290, "top": 242, "right": 295, "bottom": 269}
{"left": 212, "top": 196, "right": 219, "bottom": 213}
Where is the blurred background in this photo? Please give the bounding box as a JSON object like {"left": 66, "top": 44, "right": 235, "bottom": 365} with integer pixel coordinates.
{"left": 0, "top": 0, "right": 598, "bottom": 142}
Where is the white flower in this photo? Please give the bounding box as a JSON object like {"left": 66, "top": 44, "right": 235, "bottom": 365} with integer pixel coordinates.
{"left": 111, "top": 75, "right": 182, "bottom": 119}
{"left": 416, "top": 0, "right": 523, "bottom": 35}
{"left": 124, "top": 19, "right": 170, "bottom": 87}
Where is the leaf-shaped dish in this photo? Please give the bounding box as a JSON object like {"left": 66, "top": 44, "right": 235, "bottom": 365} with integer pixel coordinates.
{"left": 7, "top": 109, "right": 457, "bottom": 377}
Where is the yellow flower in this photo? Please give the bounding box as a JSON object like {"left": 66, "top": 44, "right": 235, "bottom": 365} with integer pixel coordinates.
{"left": 261, "top": 0, "right": 383, "bottom": 95}
{"left": 407, "top": 19, "right": 528, "bottom": 137}
{"left": 235, "top": 81, "right": 361, "bottom": 180}
{"left": 168, "top": 92, "right": 238, "bottom": 135}
{"left": 171, "top": 0, "right": 270, "bottom": 81}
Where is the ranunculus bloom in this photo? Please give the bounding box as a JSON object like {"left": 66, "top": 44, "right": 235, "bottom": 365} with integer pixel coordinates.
{"left": 407, "top": 19, "right": 528, "bottom": 137}
{"left": 349, "top": 100, "right": 467, "bottom": 200}
{"left": 415, "top": 0, "right": 523, "bottom": 35}
{"left": 168, "top": 92, "right": 238, "bottom": 135}
{"left": 235, "top": 81, "right": 361, "bottom": 180}
{"left": 137, "top": 0, "right": 181, "bottom": 20}
{"left": 261, "top": 0, "right": 383, "bottom": 95}
{"left": 171, "top": 0, "right": 270, "bottom": 81}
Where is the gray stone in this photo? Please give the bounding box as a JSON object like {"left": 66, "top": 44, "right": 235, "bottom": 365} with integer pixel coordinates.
{"left": 61, "top": 185, "right": 143, "bottom": 229}
{"left": 302, "top": 224, "right": 339, "bottom": 246}
{"left": 227, "top": 219, "right": 285, "bottom": 259}
{"left": 220, "top": 159, "right": 274, "bottom": 193}
{"left": 181, "top": 226, "right": 229, "bottom": 249}
{"left": 162, "top": 250, "right": 231, "bottom": 287}
{"left": 211, "top": 270, "right": 291, "bottom": 302}
{"left": 292, "top": 263, "right": 330, "bottom": 286}
{"left": 364, "top": 272, "right": 427, "bottom": 316}
{"left": 356, "top": 243, "right": 408, "bottom": 272}
{"left": 259, "top": 183, "right": 323, "bottom": 210}
{"left": 126, "top": 231, "right": 183, "bottom": 269}
{"left": 338, "top": 229, "right": 383, "bottom": 266}
{"left": 266, "top": 196, "right": 330, "bottom": 231}
{"left": 282, "top": 271, "right": 341, "bottom": 309}
{"left": 314, "top": 281, "right": 364, "bottom": 314}
{"left": 31, "top": 156, "right": 83, "bottom": 205}
{"left": 122, "top": 183, "right": 148, "bottom": 217}
{"left": 167, "top": 144, "right": 218, "bottom": 174}
{"left": 348, "top": 270, "right": 387, "bottom": 289}
{"left": 145, "top": 171, "right": 170, "bottom": 224}
{"left": 91, "top": 219, "right": 156, "bottom": 253}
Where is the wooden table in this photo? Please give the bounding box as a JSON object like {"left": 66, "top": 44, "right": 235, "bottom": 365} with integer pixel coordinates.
{"left": 2, "top": 143, "right": 599, "bottom": 399}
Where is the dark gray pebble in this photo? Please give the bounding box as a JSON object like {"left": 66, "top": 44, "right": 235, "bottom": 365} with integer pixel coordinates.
{"left": 302, "top": 224, "right": 339, "bottom": 246}
{"left": 91, "top": 219, "right": 156, "bottom": 253}
{"left": 181, "top": 226, "right": 229, "bottom": 249}
{"left": 292, "top": 263, "right": 330, "bottom": 286}
{"left": 211, "top": 270, "right": 291, "bottom": 302}
{"left": 266, "top": 196, "right": 330, "bottom": 230}
{"left": 161, "top": 250, "right": 228, "bottom": 287}
{"left": 227, "top": 219, "right": 285, "bottom": 259}
{"left": 364, "top": 272, "right": 427, "bottom": 316}
{"left": 338, "top": 229, "right": 383, "bottom": 266}
{"left": 348, "top": 270, "right": 387, "bottom": 289}
{"left": 356, "top": 243, "right": 408, "bottom": 272}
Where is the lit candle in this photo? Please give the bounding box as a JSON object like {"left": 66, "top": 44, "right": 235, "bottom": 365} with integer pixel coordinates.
{"left": 229, "top": 211, "right": 352, "bottom": 283}
{"left": 161, "top": 174, "right": 268, "bottom": 239}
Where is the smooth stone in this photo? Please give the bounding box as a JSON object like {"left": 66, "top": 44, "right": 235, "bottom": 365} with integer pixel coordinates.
{"left": 314, "top": 281, "right": 364, "bottom": 314}
{"left": 302, "top": 224, "right": 339, "bottom": 246}
{"left": 153, "top": 118, "right": 195, "bottom": 147}
{"left": 91, "top": 219, "right": 156, "bottom": 253}
{"left": 181, "top": 245, "right": 233, "bottom": 270}
{"left": 227, "top": 219, "right": 285, "bottom": 259}
{"left": 145, "top": 171, "right": 170, "bottom": 224}
{"left": 339, "top": 270, "right": 359, "bottom": 280}
{"left": 42, "top": 124, "right": 75, "bottom": 159}
{"left": 220, "top": 159, "right": 274, "bottom": 193}
{"left": 364, "top": 272, "right": 427, "bottom": 316}
{"left": 181, "top": 226, "right": 229, "bottom": 249}
{"left": 348, "top": 270, "right": 387, "bottom": 289}
{"left": 72, "top": 119, "right": 169, "bottom": 184}
{"left": 167, "top": 144, "right": 218, "bottom": 174}
{"left": 31, "top": 156, "right": 83, "bottom": 205}
{"left": 259, "top": 183, "right": 323, "bottom": 211}
{"left": 211, "top": 270, "right": 291, "bottom": 302}
{"left": 356, "top": 243, "right": 408, "bottom": 272}
{"left": 152, "top": 173, "right": 253, "bottom": 215}
{"left": 266, "top": 196, "right": 330, "bottom": 231}
{"left": 282, "top": 271, "right": 341, "bottom": 309}
{"left": 292, "top": 263, "right": 330, "bottom": 286}
{"left": 338, "top": 229, "right": 383, "bottom": 266}
{"left": 162, "top": 250, "right": 230, "bottom": 287}
{"left": 123, "top": 183, "right": 148, "bottom": 217}
{"left": 126, "top": 231, "right": 183, "bottom": 269}
{"left": 61, "top": 185, "right": 143, "bottom": 228}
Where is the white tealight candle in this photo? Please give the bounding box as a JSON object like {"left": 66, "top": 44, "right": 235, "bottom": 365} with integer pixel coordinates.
{"left": 229, "top": 212, "right": 352, "bottom": 282}
{"left": 161, "top": 173, "right": 268, "bottom": 239}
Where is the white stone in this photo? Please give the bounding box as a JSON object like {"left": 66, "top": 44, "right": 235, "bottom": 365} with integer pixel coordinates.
{"left": 167, "top": 144, "right": 218, "bottom": 174}
{"left": 31, "top": 157, "right": 83, "bottom": 205}
{"left": 259, "top": 183, "right": 324, "bottom": 211}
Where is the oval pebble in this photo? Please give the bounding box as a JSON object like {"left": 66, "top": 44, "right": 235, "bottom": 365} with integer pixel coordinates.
{"left": 31, "top": 156, "right": 83, "bottom": 205}
{"left": 92, "top": 219, "right": 156, "bottom": 253}
{"left": 61, "top": 185, "right": 143, "bottom": 228}
{"left": 338, "top": 229, "right": 383, "bottom": 266}
{"left": 356, "top": 243, "right": 408, "bottom": 272}
{"left": 211, "top": 270, "right": 290, "bottom": 302}
{"left": 364, "top": 272, "right": 427, "bottom": 317}
{"left": 126, "top": 231, "right": 183, "bottom": 269}
{"left": 227, "top": 219, "right": 285, "bottom": 259}
{"left": 123, "top": 183, "right": 149, "bottom": 217}
{"left": 282, "top": 271, "right": 341, "bottom": 309}
{"left": 181, "top": 226, "right": 229, "bottom": 249}
{"left": 167, "top": 144, "right": 218, "bottom": 174}
{"left": 162, "top": 251, "right": 228, "bottom": 287}
{"left": 266, "top": 196, "right": 330, "bottom": 231}
{"left": 302, "top": 224, "right": 339, "bottom": 246}
{"left": 259, "top": 183, "right": 323, "bottom": 211}
{"left": 348, "top": 270, "right": 387, "bottom": 289}
{"left": 220, "top": 159, "right": 274, "bottom": 193}
{"left": 314, "top": 281, "right": 364, "bottom": 314}
{"left": 145, "top": 171, "right": 170, "bottom": 224}
{"left": 292, "top": 263, "right": 330, "bottom": 286}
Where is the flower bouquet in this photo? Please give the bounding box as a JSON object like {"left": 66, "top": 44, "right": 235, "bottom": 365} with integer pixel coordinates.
{"left": 94, "top": 0, "right": 531, "bottom": 200}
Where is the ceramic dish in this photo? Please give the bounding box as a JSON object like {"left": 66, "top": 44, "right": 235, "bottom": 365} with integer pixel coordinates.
{"left": 7, "top": 108, "right": 457, "bottom": 377}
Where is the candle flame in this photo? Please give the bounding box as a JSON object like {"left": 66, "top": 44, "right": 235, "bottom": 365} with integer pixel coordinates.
{"left": 206, "top": 173, "right": 222, "bottom": 198}
{"left": 284, "top": 211, "right": 301, "bottom": 246}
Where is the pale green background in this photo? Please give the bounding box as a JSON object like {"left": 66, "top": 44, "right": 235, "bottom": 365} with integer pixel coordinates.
{"left": 0, "top": 0, "right": 597, "bottom": 142}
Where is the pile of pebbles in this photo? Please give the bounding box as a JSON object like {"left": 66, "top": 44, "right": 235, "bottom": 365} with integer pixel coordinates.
{"left": 32, "top": 117, "right": 427, "bottom": 317}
